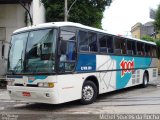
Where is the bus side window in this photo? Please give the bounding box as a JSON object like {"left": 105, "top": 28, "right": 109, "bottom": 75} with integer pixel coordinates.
{"left": 78, "top": 31, "right": 89, "bottom": 52}
{"left": 137, "top": 42, "right": 145, "bottom": 56}
{"left": 152, "top": 46, "right": 157, "bottom": 57}
{"left": 127, "top": 40, "right": 136, "bottom": 55}
{"left": 88, "top": 32, "right": 97, "bottom": 52}
{"left": 59, "top": 30, "right": 76, "bottom": 72}
{"left": 99, "top": 34, "right": 107, "bottom": 53}
{"left": 114, "top": 37, "right": 126, "bottom": 55}
{"left": 127, "top": 40, "right": 133, "bottom": 55}
{"left": 154, "top": 46, "right": 157, "bottom": 57}
{"left": 114, "top": 37, "right": 121, "bottom": 54}
{"left": 132, "top": 41, "right": 136, "bottom": 55}
{"left": 145, "top": 44, "right": 151, "bottom": 56}
{"left": 122, "top": 40, "right": 127, "bottom": 55}
{"left": 106, "top": 35, "right": 114, "bottom": 53}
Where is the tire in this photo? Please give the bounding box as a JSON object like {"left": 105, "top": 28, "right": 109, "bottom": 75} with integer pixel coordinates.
{"left": 141, "top": 73, "right": 149, "bottom": 88}
{"left": 80, "top": 81, "right": 98, "bottom": 105}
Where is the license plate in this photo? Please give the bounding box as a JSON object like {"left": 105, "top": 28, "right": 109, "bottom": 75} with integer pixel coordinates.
{"left": 22, "top": 92, "right": 31, "bottom": 97}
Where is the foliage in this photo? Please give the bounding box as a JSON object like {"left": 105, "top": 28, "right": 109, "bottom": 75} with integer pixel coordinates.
{"left": 155, "top": 40, "right": 160, "bottom": 58}
{"left": 154, "top": 4, "right": 160, "bottom": 32}
{"left": 141, "top": 35, "right": 155, "bottom": 42}
{"left": 41, "top": 0, "right": 112, "bottom": 28}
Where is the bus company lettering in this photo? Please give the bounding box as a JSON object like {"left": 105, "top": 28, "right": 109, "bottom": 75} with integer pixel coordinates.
{"left": 120, "top": 58, "right": 134, "bottom": 77}
{"left": 81, "top": 66, "right": 92, "bottom": 71}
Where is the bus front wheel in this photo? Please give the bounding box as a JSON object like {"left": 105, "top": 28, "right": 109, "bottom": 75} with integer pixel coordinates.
{"left": 80, "top": 81, "right": 97, "bottom": 105}
{"left": 141, "top": 73, "right": 149, "bottom": 88}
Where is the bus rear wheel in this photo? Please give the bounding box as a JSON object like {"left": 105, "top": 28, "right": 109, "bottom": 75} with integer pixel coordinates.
{"left": 80, "top": 81, "right": 97, "bottom": 105}
{"left": 141, "top": 73, "right": 149, "bottom": 88}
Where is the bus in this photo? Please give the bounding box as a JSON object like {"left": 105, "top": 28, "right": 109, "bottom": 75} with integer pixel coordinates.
{"left": 7, "top": 22, "right": 158, "bottom": 105}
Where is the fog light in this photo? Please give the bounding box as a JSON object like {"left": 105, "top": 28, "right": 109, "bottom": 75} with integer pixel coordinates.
{"left": 8, "top": 91, "right": 11, "bottom": 94}
{"left": 48, "top": 83, "right": 54, "bottom": 88}
{"left": 7, "top": 81, "right": 14, "bottom": 86}
{"left": 46, "top": 93, "right": 50, "bottom": 97}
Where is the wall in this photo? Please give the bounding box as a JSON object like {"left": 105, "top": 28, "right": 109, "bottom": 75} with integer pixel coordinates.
{"left": 0, "top": 4, "right": 26, "bottom": 42}
{"left": 131, "top": 23, "right": 142, "bottom": 39}
{"left": 0, "top": 4, "right": 26, "bottom": 76}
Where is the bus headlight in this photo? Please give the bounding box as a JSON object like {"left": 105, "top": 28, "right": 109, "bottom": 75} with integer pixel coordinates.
{"left": 7, "top": 80, "right": 15, "bottom": 86}
{"left": 37, "top": 82, "right": 54, "bottom": 88}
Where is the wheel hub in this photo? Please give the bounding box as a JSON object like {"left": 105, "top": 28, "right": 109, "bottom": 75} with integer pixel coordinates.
{"left": 82, "top": 85, "right": 94, "bottom": 101}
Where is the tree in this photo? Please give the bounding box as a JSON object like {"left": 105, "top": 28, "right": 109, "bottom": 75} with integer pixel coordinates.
{"left": 41, "top": 0, "right": 112, "bottom": 28}
{"left": 154, "top": 4, "right": 160, "bottom": 32}
{"left": 141, "top": 35, "right": 154, "bottom": 42}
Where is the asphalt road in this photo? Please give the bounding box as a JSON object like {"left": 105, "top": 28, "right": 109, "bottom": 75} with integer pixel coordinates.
{"left": 0, "top": 77, "right": 160, "bottom": 120}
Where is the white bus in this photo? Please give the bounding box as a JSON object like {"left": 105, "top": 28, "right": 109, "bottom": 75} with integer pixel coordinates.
{"left": 7, "top": 22, "right": 158, "bottom": 104}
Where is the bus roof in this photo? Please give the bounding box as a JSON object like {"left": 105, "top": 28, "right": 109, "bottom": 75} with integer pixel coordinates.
{"left": 13, "top": 22, "right": 156, "bottom": 45}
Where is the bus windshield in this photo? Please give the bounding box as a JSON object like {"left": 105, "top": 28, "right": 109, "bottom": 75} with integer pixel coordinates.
{"left": 8, "top": 29, "right": 57, "bottom": 74}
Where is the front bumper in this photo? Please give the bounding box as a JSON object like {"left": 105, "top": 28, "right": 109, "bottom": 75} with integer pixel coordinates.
{"left": 7, "top": 86, "right": 60, "bottom": 104}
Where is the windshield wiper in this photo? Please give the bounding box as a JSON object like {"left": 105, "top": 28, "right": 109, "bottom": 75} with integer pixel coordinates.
{"left": 13, "top": 58, "right": 23, "bottom": 72}
{"left": 7, "top": 70, "right": 15, "bottom": 75}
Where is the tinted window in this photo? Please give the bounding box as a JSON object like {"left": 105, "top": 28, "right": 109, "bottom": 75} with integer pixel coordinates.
{"left": 137, "top": 42, "right": 145, "bottom": 56}
{"left": 78, "top": 31, "right": 89, "bottom": 52}
{"left": 99, "top": 34, "right": 107, "bottom": 53}
{"left": 60, "top": 31, "right": 75, "bottom": 41}
{"left": 106, "top": 35, "right": 114, "bottom": 53}
{"left": 59, "top": 30, "right": 76, "bottom": 72}
{"left": 88, "top": 32, "right": 97, "bottom": 52}
{"left": 127, "top": 40, "right": 136, "bottom": 55}
{"left": 152, "top": 45, "right": 157, "bottom": 57}
{"left": 78, "top": 30, "right": 97, "bottom": 52}
{"left": 99, "top": 34, "right": 114, "bottom": 54}
{"left": 145, "top": 44, "right": 151, "bottom": 56}
{"left": 114, "top": 37, "right": 126, "bottom": 54}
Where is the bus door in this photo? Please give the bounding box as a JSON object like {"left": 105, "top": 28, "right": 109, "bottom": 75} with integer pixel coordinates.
{"left": 58, "top": 27, "right": 77, "bottom": 72}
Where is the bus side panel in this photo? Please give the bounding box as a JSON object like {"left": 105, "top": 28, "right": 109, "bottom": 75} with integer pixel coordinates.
{"left": 56, "top": 74, "right": 86, "bottom": 103}
{"left": 96, "top": 55, "right": 117, "bottom": 94}
{"left": 75, "top": 54, "right": 158, "bottom": 96}
{"left": 111, "top": 56, "right": 152, "bottom": 90}
{"left": 97, "top": 55, "right": 157, "bottom": 92}
{"left": 149, "top": 58, "right": 159, "bottom": 82}
{"left": 125, "top": 69, "right": 144, "bottom": 87}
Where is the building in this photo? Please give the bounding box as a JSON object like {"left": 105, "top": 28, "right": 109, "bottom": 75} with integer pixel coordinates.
{"left": 0, "top": 0, "right": 45, "bottom": 77}
{"left": 131, "top": 22, "right": 155, "bottom": 39}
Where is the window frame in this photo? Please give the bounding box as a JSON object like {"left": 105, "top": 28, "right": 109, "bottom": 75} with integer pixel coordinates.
{"left": 98, "top": 33, "right": 114, "bottom": 54}
{"left": 78, "top": 29, "right": 98, "bottom": 53}
{"left": 114, "top": 36, "right": 127, "bottom": 55}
